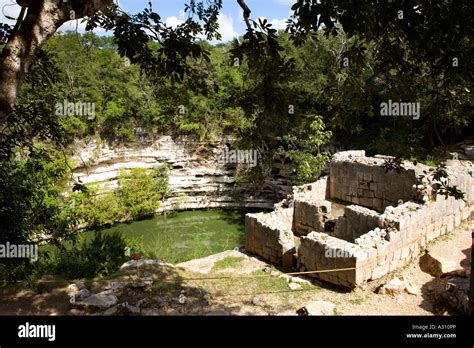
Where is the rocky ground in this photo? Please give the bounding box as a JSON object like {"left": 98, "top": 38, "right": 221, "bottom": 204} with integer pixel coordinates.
{"left": 0, "top": 220, "right": 471, "bottom": 316}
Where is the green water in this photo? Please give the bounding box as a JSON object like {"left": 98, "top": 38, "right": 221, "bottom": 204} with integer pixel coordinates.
{"left": 86, "top": 209, "right": 247, "bottom": 264}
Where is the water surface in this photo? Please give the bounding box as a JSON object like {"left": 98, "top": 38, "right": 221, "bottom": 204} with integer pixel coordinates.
{"left": 88, "top": 209, "right": 247, "bottom": 263}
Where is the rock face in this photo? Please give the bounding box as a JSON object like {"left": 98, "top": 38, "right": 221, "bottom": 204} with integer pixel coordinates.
{"left": 72, "top": 136, "right": 292, "bottom": 211}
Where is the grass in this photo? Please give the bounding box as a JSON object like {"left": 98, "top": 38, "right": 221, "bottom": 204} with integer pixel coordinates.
{"left": 431, "top": 230, "right": 454, "bottom": 243}
{"left": 212, "top": 257, "right": 245, "bottom": 271}
{"left": 349, "top": 296, "right": 366, "bottom": 305}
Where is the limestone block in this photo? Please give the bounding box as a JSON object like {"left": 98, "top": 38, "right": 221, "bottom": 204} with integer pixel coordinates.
{"left": 371, "top": 263, "right": 389, "bottom": 280}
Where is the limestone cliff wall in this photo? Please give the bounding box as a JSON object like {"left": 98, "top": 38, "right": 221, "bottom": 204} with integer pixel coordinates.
{"left": 71, "top": 136, "right": 293, "bottom": 211}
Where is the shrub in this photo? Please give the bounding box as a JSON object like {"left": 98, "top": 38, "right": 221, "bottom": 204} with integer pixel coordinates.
{"left": 44, "top": 232, "right": 127, "bottom": 279}
{"left": 117, "top": 166, "right": 168, "bottom": 220}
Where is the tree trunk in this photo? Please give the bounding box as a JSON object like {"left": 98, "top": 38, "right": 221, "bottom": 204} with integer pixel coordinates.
{"left": 0, "top": 0, "right": 112, "bottom": 127}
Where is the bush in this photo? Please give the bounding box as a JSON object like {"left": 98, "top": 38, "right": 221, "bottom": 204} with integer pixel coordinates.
{"left": 117, "top": 166, "right": 168, "bottom": 220}
{"left": 44, "top": 232, "right": 127, "bottom": 279}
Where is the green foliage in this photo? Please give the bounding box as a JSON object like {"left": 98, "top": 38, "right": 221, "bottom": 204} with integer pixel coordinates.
{"left": 117, "top": 167, "right": 169, "bottom": 220}
{"left": 276, "top": 115, "right": 332, "bottom": 183}
{"left": 418, "top": 163, "right": 465, "bottom": 201}
{"left": 124, "top": 235, "right": 150, "bottom": 259}
{"left": 63, "top": 166, "right": 169, "bottom": 229}
{"left": 383, "top": 157, "right": 405, "bottom": 174}
{"left": 1, "top": 1, "right": 473, "bottom": 283}
{"left": 43, "top": 232, "right": 127, "bottom": 279}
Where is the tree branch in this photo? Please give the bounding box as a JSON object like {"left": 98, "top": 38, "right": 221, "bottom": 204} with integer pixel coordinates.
{"left": 0, "top": 0, "right": 113, "bottom": 128}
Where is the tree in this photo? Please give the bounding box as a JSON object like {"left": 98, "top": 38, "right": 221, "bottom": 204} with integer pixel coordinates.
{"left": 286, "top": 0, "right": 472, "bottom": 147}
{"left": 0, "top": 0, "right": 114, "bottom": 123}
{"left": 0, "top": 0, "right": 227, "bottom": 126}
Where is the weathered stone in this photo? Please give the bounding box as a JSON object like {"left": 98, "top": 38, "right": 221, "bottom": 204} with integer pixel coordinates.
{"left": 378, "top": 277, "right": 406, "bottom": 295}
{"left": 131, "top": 279, "right": 153, "bottom": 288}
{"left": 66, "top": 283, "right": 83, "bottom": 294}
{"left": 76, "top": 288, "right": 91, "bottom": 300}
{"left": 244, "top": 151, "right": 474, "bottom": 288}
{"left": 288, "top": 282, "right": 301, "bottom": 290}
{"left": 289, "top": 276, "right": 312, "bottom": 285}
{"left": 106, "top": 281, "right": 128, "bottom": 290}
{"left": 76, "top": 290, "right": 118, "bottom": 310}
{"left": 297, "top": 301, "right": 335, "bottom": 316}
{"left": 405, "top": 282, "right": 419, "bottom": 295}
{"left": 101, "top": 305, "right": 119, "bottom": 316}
{"left": 68, "top": 309, "right": 84, "bottom": 316}
{"left": 120, "top": 259, "right": 166, "bottom": 271}
{"left": 124, "top": 303, "right": 140, "bottom": 315}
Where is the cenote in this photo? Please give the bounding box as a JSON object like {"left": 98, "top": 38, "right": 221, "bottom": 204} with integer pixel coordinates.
{"left": 85, "top": 209, "right": 250, "bottom": 264}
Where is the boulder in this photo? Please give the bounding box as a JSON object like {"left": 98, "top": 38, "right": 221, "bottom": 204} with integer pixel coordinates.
{"left": 106, "top": 281, "right": 128, "bottom": 290}
{"left": 289, "top": 276, "right": 312, "bottom": 285}
{"left": 75, "top": 290, "right": 118, "bottom": 310}
{"left": 67, "top": 283, "right": 90, "bottom": 300}
{"left": 288, "top": 282, "right": 302, "bottom": 290}
{"left": 76, "top": 288, "right": 91, "bottom": 300}
{"left": 297, "top": 300, "right": 335, "bottom": 316}
{"left": 120, "top": 259, "right": 166, "bottom": 271}
{"left": 251, "top": 297, "right": 262, "bottom": 306}
{"left": 66, "top": 283, "right": 86, "bottom": 294}
{"left": 378, "top": 277, "right": 407, "bottom": 295}
{"left": 100, "top": 302, "right": 140, "bottom": 316}
{"left": 378, "top": 277, "right": 419, "bottom": 296}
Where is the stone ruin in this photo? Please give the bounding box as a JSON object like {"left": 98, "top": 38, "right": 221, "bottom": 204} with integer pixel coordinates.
{"left": 245, "top": 151, "right": 474, "bottom": 288}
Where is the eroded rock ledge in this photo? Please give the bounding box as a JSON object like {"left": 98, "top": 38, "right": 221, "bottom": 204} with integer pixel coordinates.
{"left": 71, "top": 136, "right": 293, "bottom": 211}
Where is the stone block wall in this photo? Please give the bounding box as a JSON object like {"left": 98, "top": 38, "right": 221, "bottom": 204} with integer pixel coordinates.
{"left": 298, "top": 232, "right": 367, "bottom": 288}
{"left": 293, "top": 176, "right": 329, "bottom": 200}
{"left": 246, "top": 151, "right": 474, "bottom": 288}
{"left": 298, "top": 193, "right": 473, "bottom": 288}
{"left": 332, "top": 205, "right": 380, "bottom": 242}
{"left": 352, "top": 195, "right": 473, "bottom": 285}
{"left": 292, "top": 199, "right": 331, "bottom": 236}
{"left": 245, "top": 208, "right": 295, "bottom": 264}
{"left": 328, "top": 151, "right": 418, "bottom": 212}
